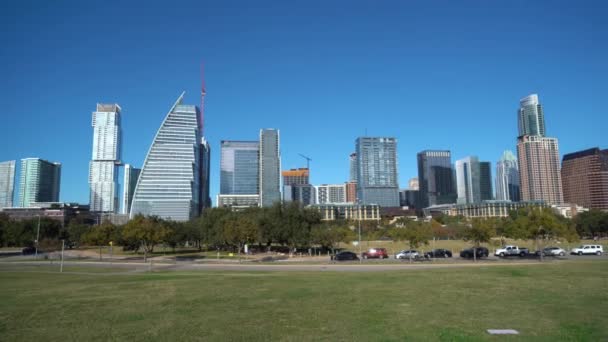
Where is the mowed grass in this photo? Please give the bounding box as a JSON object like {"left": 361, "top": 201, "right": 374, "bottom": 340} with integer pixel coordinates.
{"left": 0, "top": 261, "right": 607, "bottom": 341}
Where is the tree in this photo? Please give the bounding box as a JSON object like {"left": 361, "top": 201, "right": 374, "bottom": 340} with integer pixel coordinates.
{"left": 389, "top": 220, "right": 432, "bottom": 262}
{"left": 310, "top": 221, "right": 355, "bottom": 253}
{"left": 221, "top": 209, "right": 258, "bottom": 256}
{"left": 462, "top": 218, "right": 496, "bottom": 262}
{"left": 122, "top": 215, "right": 171, "bottom": 261}
{"left": 66, "top": 221, "right": 91, "bottom": 247}
{"left": 193, "top": 207, "right": 231, "bottom": 251}
{"left": 573, "top": 210, "right": 608, "bottom": 238}
{"left": 84, "top": 221, "right": 120, "bottom": 260}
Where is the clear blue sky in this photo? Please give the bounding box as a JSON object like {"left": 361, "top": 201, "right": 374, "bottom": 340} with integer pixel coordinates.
{"left": 1, "top": 0, "right": 607, "bottom": 205}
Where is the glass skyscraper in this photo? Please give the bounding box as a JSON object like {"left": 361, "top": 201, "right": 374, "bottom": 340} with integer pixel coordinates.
{"left": 455, "top": 156, "right": 481, "bottom": 204}
{"left": 495, "top": 150, "right": 520, "bottom": 202}
{"left": 356, "top": 137, "right": 399, "bottom": 207}
{"left": 122, "top": 164, "right": 140, "bottom": 215}
{"left": 19, "top": 158, "right": 61, "bottom": 207}
{"left": 259, "top": 129, "right": 281, "bottom": 207}
{"left": 220, "top": 141, "right": 259, "bottom": 195}
{"left": 417, "top": 150, "right": 456, "bottom": 207}
{"left": 130, "top": 92, "right": 202, "bottom": 221}
{"left": 89, "top": 103, "right": 121, "bottom": 213}
{"left": 479, "top": 161, "right": 493, "bottom": 201}
{"left": 0, "top": 160, "right": 16, "bottom": 208}
{"left": 518, "top": 94, "right": 545, "bottom": 137}
{"left": 199, "top": 137, "right": 212, "bottom": 211}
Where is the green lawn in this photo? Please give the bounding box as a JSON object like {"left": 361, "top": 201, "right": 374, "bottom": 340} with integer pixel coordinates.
{"left": 1, "top": 261, "right": 607, "bottom": 341}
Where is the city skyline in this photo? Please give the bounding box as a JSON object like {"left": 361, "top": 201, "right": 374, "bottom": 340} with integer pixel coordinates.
{"left": 1, "top": 2, "right": 607, "bottom": 205}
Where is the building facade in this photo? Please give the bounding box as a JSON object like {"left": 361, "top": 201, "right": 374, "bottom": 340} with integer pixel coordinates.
{"left": 259, "top": 129, "right": 281, "bottom": 207}
{"left": 349, "top": 152, "right": 357, "bottom": 183}
{"left": 18, "top": 158, "right": 61, "bottom": 208}
{"left": 479, "top": 161, "right": 493, "bottom": 201}
{"left": 283, "top": 184, "right": 315, "bottom": 205}
{"left": 517, "top": 135, "right": 563, "bottom": 204}
{"left": 315, "top": 184, "right": 346, "bottom": 204}
{"left": 0, "top": 160, "right": 16, "bottom": 208}
{"left": 345, "top": 181, "right": 357, "bottom": 203}
{"left": 423, "top": 201, "right": 548, "bottom": 219}
{"left": 311, "top": 203, "right": 380, "bottom": 221}
{"left": 495, "top": 150, "right": 520, "bottom": 202}
{"left": 408, "top": 177, "right": 419, "bottom": 190}
{"left": 399, "top": 189, "right": 419, "bottom": 209}
{"left": 417, "top": 150, "right": 456, "bottom": 207}
{"left": 561, "top": 147, "right": 608, "bottom": 210}
{"left": 217, "top": 194, "right": 260, "bottom": 209}
{"left": 130, "top": 93, "right": 202, "bottom": 221}
{"left": 356, "top": 137, "right": 399, "bottom": 207}
{"left": 122, "top": 164, "right": 140, "bottom": 215}
{"left": 199, "top": 137, "right": 212, "bottom": 211}
{"left": 220, "top": 140, "right": 259, "bottom": 199}
{"left": 282, "top": 168, "right": 309, "bottom": 186}
{"left": 455, "top": 156, "right": 481, "bottom": 204}
{"left": 89, "top": 103, "right": 121, "bottom": 213}
{"left": 518, "top": 94, "right": 545, "bottom": 137}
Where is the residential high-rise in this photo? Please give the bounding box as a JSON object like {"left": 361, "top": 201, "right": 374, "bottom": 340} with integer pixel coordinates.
{"left": 356, "top": 137, "right": 399, "bottom": 207}
{"left": 349, "top": 152, "right": 357, "bottom": 182}
{"left": 122, "top": 164, "right": 140, "bottom": 215}
{"left": 455, "top": 156, "right": 481, "bottom": 204}
{"left": 518, "top": 94, "right": 545, "bottom": 137}
{"left": 19, "top": 158, "right": 61, "bottom": 207}
{"left": 408, "top": 178, "right": 419, "bottom": 190}
{"left": 479, "top": 161, "right": 493, "bottom": 201}
{"left": 89, "top": 103, "right": 121, "bottom": 213}
{"left": 0, "top": 160, "right": 16, "bottom": 208}
{"left": 345, "top": 181, "right": 357, "bottom": 203}
{"left": 417, "top": 150, "right": 456, "bottom": 207}
{"left": 282, "top": 168, "right": 309, "bottom": 186}
{"left": 218, "top": 140, "right": 259, "bottom": 207}
{"left": 496, "top": 150, "right": 520, "bottom": 202}
{"left": 259, "top": 129, "right": 281, "bottom": 207}
{"left": 517, "top": 135, "right": 563, "bottom": 204}
{"left": 315, "top": 184, "right": 346, "bottom": 204}
{"left": 199, "top": 137, "right": 212, "bottom": 211}
{"left": 284, "top": 184, "right": 315, "bottom": 205}
{"left": 130, "top": 93, "right": 202, "bottom": 221}
{"left": 561, "top": 147, "right": 608, "bottom": 210}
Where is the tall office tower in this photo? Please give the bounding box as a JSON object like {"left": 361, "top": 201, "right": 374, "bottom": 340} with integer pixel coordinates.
{"left": 349, "top": 152, "right": 358, "bottom": 182}
{"left": 518, "top": 94, "right": 545, "bottom": 137}
{"left": 122, "top": 164, "right": 141, "bottom": 215}
{"left": 417, "top": 150, "right": 456, "bottom": 207}
{"left": 561, "top": 147, "right": 608, "bottom": 210}
{"left": 517, "top": 135, "right": 563, "bottom": 204}
{"left": 479, "top": 161, "right": 493, "bottom": 201}
{"left": 455, "top": 156, "right": 481, "bottom": 204}
{"left": 259, "top": 129, "right": 281, "bottom": 207}
{"left": 19, "top": 158, "right": 61, "bottom": 207}
{"left": 0, "top": 160, "right": 16, "bottom": 208}
{"left": 496, "top": 150, "right": 520, "bottom": 202}
{"left": 408, "top": 178, "right": 419, "bottom": 190}
{"left": 345, "top": 181, "right": 357, "bottom": 203}
{"left": 282, "top": 168, "right": 309, "bottom": 186}
{"left": 315, "top": 184, "right": 347, "bottom": 204}
{"left": 89, "top": 103, "right": 121, "bottom": 213}
{"left": 356, "top": 137, "right": 399, "bottom": 207}
{"left": 220, "top": 141, "right": 259, "bottom": 195}
{"left": 130, "top": 93, "right": 202, "bottom": 221}
{"left": 199, "top": 137, "right": 212, "bottom": 211}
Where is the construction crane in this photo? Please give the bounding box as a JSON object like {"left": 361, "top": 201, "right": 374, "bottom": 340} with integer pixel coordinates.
{"left": 298, "top": 153, "right": 312, "bottom": 170}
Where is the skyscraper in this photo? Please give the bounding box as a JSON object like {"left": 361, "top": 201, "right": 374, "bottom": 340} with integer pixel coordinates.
{"left": 19, "top": 158, "right": 61, "bottom": 207}
{"left": 349, "top": 152, "right": 358, "bottom": 182}
{"left": 199, "top": 137, "right": 212, "bottom": 211}
{"left": 479, "top": 161, "right": 493, "bottom": 201}
{"left": 259, "top": 129, "right": 281, "bottom": 207}
{"left": 517, "top": 135, "right": 563, "bottom": 204}
{"left": 220, "top": 141, "right": 259, "bottom": 195}
{"left": 315, "top": 184, "right": 347, "bottom": 204}
{"left": 518, "top": 94, "right": 545, "bottom": 137}
{"left": 122, "top": 164, "right": 140, "bottom": 215}
{"left": 455, "top": 156, "right": 481, "bottom": 204}
{"left": 356, "top": 137, "right": 399, "bottom": 207}
{"left": 417, "top": 150, "right": 456, "bottom": 207}
{"left": 0, "top": 160, "right": 16, "bottom": 208}
{"left": 561, "top": 147, "right": 608, "bottom": 210}
{"left": 89, "top": 103, "right": 121, "bottom": 213}
{"left": 282, "top": 168, "right": 309, "bottom": 186}
{"left": 130, "top": 93, "right": 202, "bottom": 221}
{"left": 496, "top": 150, "right": 520, "bottom": 202}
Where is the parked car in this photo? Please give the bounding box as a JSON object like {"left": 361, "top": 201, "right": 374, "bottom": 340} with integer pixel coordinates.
{"left": 424, "top": 249, "right": 452, "bottom": 258}
{"left": 495, "top": 245, "right": 529, "bottom": 257}
{"left": 395, "top": 250, "right": 420, "bottom": 260}
{"left": 570, "top": 245, "right": 604, "bottom": 256}
{"left": 362, "top": 248, "right": 388, "bottom": 259}
{"left": 21, "top": 246, "right": 36, "bottom": 255}
{"left": 460, "top": 247, "right": 489, "bottom": 259}
{"left": 332, "top": 251, "right": 359, "bottom": 261}
{"left": 536, "top": 247, "right": 566, "bottom": 257}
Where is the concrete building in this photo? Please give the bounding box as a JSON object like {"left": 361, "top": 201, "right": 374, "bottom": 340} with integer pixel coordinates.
{"left": 122, "top": 164, "right": 140, "bottom": 215}
{"left": 217, "top": 194, "right": 260, "bottom": 209}
{"left": 356, "top": 137, "right": 399, "bottom": 207}
{"left": 517, "top": 135, "right": 563, "bottom": 205}
{"left": 89, "top": 103, "right": 121, "bottom": 213}
{"left": 561, "top": 147, "right": 608, "bottom": 210}
{"left": 417, "top": 150, "right": 456, "bottom": 207}
{"left": 1, "top": 202, "right": 90, "bottom": 226}
{"left": 259, "top": 129, "right": 281, "bottom": 207}
{"left": 345, "top": 181, "right": 357, "bottom": 203}
{"left": 0, "top": 160, "right": 16, "bottom": 208}
{"left": 496, "top": 150, "right": 520, "bottom": 202}
{"left": 19, "top": 158, "right": 61, "bottom": 208}
{"left": 349, "top": 152, "right": 357, "bottom": 183}
{"left": 399, "top": 189, "right": 419, "bottom": 209}
{"left": 423, "top": 201, "right": 548, "bottom": 219}
{"left": 282, "top": 168, "right": 309, "bottom": 186}
{"left": 283, "top": 184, "right": 315, "bottom": 205}
{"left": 310, "top": 203, "right": 380, "bottom": 221}
{"left": 315, "top": 184, "right": 346, "bottom": 204}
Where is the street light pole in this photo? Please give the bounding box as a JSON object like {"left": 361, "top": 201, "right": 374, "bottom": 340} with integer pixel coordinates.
{"left": 60, "top": 239, "right": 65, "bottom": 273}
{"left": 358, "top": 203, "right": 362, "bottom": 264}
{"left": 34, "top": 215, "right": 41, "bottom": 260}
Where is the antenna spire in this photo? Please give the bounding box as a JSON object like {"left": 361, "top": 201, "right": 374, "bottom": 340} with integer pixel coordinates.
{"left": 200, "top": 62, "right": 206, "bottom": 134}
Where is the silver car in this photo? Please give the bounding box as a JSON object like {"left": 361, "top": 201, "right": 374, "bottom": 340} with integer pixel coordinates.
{"left": 537, "top": 246, "right": 566, "bottom": 256}
{"left": 395, "top": 250, "right": 420, "bottom": 259}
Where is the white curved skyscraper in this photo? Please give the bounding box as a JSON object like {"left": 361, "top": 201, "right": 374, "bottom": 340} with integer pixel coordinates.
{"left": 130, "top": 92, "right": 202, "bottom": 221}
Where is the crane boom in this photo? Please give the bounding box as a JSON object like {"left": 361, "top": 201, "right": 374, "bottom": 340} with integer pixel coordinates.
{"left": 298, "top": 153, "right": 312, "bottom": 169}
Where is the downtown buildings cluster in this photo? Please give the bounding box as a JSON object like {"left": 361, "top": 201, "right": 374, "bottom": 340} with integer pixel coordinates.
{"left": 0, "top": 91, "right": 607, "bottom": 224}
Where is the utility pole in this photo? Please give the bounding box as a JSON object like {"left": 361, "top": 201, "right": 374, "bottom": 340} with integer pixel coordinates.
{"left": 60, "top": 239, "right": 65, "bottom": 273}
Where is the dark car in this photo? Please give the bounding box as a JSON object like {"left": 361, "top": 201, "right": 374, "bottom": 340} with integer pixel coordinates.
{"left": 332, "top": 251, "right": 359, "bottom": 261}
{"left": 460, "top": 247, "right": 489, "bottom": 259}
{"left": 361, "top": 248, "right": 388, "bottom": 259}
{"left": 424, "top": 249, "right": 453, "bottom": 258}
{"left": 21, "top": 246, "right": 36, "bottom": 255}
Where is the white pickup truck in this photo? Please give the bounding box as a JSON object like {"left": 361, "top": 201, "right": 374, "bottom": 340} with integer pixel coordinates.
{"left": 495, "top": 245, "right": 529, "bottom": 257}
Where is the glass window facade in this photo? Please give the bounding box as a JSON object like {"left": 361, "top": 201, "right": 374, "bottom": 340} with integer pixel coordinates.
{"left": 0, "top": 160, "right": 16, "bottom": 208}
{"left": 220, "top": 141, "right": 259, "bottom": 195}
{"left": 356, "top": 137, "right": 399, "bottom": 207}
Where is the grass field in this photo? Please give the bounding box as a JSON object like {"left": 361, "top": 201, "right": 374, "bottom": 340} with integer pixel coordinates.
{"left": 1, "top": 260, "right": 607, "bottom": 341}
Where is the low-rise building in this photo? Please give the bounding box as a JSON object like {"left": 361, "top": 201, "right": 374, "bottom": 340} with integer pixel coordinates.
{"left": 1, "top": 202, "right": 91, "bottom": 226}
{"left": 423, "top": 201, "right": 549, "bottom": 219}
{"left": 309, "top": 204, "right": 380, "bottom": 221}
